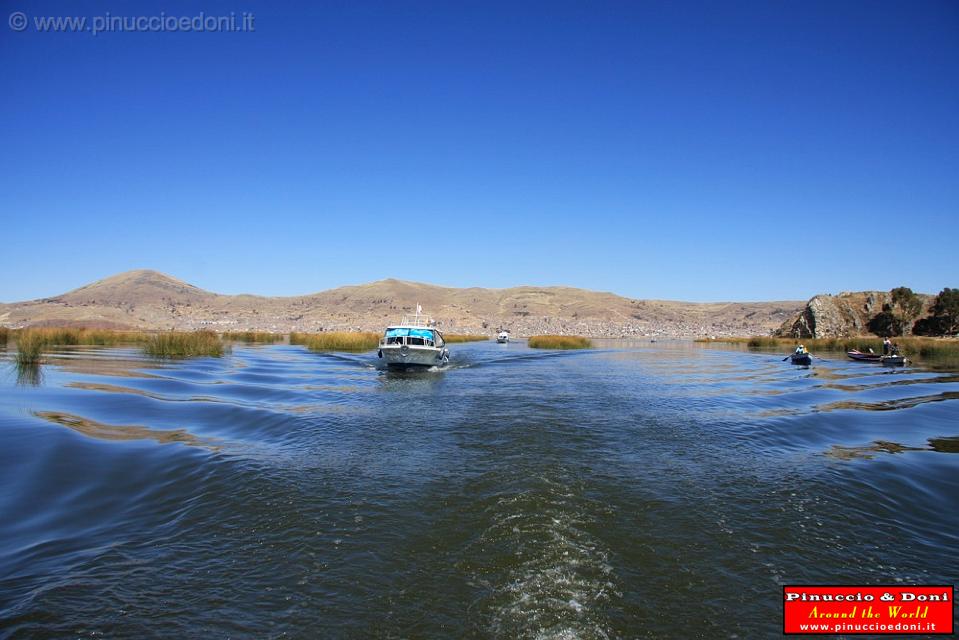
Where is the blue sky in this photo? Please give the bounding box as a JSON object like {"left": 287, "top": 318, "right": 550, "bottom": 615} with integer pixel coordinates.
{"left": 1, "top": 0, "right": 956, "bottom": 302}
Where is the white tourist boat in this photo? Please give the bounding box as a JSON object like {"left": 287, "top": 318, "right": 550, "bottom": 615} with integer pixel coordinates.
{"left": 496, "top": 331, "right": 510, "bottom": 343}
{"left": 377, "top": 305, "right": 450, "bottom": 369}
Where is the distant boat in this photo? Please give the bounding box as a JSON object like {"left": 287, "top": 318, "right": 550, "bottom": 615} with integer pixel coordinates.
{"left": 496, "top": 331, "right": 510, "bottom": 344}
{"left": 790, "top": 353, "right": 812, "bottom": 365}
{"left": 377, "top": 306, "right": 449, "bottom": 369}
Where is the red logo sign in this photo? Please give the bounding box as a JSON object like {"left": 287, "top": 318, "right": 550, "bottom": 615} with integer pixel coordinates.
{"left": 783, "top": 585, "right": 954, "bottom": 635}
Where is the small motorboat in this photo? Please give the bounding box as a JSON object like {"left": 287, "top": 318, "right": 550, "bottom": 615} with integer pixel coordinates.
{"left": 790, "top": 353, "right": 812, "bottom": 365}
{"left": 377, "top": 306, "right": 450, "bottom": 369}
{"left": 847, "top": 350, "right": 907, "bottom": 366}
{"left": 496, "top": 331, "right": 510, "bottom": 344}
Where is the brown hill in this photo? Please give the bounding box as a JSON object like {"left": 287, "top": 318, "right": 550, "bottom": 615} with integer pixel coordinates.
{"left": 0, "top": 269, "right": 803, "bottom": 338}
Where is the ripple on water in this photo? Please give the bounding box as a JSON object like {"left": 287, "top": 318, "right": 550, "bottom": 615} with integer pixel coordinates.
{"left": 0, "top": 341, "right": 957, "bottom": 638}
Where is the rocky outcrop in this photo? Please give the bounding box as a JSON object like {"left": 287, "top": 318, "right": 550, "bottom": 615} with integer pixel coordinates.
{"left": 776, "top": 291, "right": 933, "bottom": 338}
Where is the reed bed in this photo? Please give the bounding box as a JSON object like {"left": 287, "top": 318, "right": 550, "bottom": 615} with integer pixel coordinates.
{"left": 143, "top": 331, "right": 225, "bottom": 358}
{"left": 11, "top": 327, "right": 150, "bottom": 346}
{"left": 13, "top": 327, "right": 149, "bottom": 364}
{"left": 444, "top": 334, "right": 489, "bottom": 343}
{"left": 220, "top": 331, "right": 283, "bottom": 343}
{"left": 0, "top": 327, "right": 8, "bottom": 344}
{"left": 527, "top": 335, "right": 593, "bottom": 350}
{"left": 702, "top": 336, "right": 959, "bottom": 358}
{"left": 15, "top": 331, "right": 46, "bottom": 365}
{"left": 290, "top": 331, "right": 380, "bottom": 352}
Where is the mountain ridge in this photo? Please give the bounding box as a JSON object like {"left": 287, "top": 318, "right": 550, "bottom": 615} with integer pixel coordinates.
{"left": 0, "top": 269, "right": 804, "bottom": 338}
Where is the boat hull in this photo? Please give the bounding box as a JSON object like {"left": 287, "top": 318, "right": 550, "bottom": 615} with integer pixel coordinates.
{"left": 379, "top": 344, "right": 449, "bottom": 368}
{"left": 847, "top": 350, "right": 906, "bottom": 365}
{"left": 790, "top": 354, "right": 811, "bottom": 365}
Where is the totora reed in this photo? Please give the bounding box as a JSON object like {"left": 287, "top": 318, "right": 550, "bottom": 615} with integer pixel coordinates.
{"left": 527, "top": 335, "right": 593, "bottom": 350}
{"left": 290, "top": 332, "right": 380, "bottom": 352}
{"left": 143, "top": 331, "right": 226, "bottom": 358}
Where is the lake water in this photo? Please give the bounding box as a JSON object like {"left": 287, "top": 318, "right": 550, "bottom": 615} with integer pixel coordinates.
{"left": 1, "top": 340, "right": 957, "bottom": 638}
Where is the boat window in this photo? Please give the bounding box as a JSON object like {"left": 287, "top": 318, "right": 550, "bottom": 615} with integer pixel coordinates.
{"left": 386, "top": 336, "right": 404, "bottom": 345}
{"left": 386, "top": 328, "right": 410, "bottom": 338}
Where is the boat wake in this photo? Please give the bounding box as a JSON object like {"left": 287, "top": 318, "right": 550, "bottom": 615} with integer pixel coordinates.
{"left": 467, "top": 474, "right": 619, "bottom": 640}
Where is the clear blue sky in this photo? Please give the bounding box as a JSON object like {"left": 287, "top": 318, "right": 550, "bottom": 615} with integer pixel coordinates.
{"left": 2, "top": 0, "right": 956, "bottom": 302}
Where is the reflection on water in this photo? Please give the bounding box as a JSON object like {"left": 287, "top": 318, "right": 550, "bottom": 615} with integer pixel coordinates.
{"left": 826, "top": 435, "right": 959, "bottom": 460}
{"left": 15, "top": 362, "right": 43, "bottom": 387}
{"left": 929, "top": 436, "right": 959, "bottom": 453}
{"left": 815, "top": 390, "right": 959, "bottom": 413}
{"left": 33, "top": 410, "right": 210, "bottom": 448}
{"left": 0, "top": 341, "right": 957, "bottom": 638}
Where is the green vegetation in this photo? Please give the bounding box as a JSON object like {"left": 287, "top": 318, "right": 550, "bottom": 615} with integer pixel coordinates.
{"left": 221, "top": 331, "right": 283, "bottom": 343}
{"left": 290, "top": 331, "right": 380, "bottom": 352}
{"left": 143, "top": 331, "right": 225, "bottom": 358}
{"left": 444, "top": 334, "right": 489, "bottom": 343}
{"left": 915, "top": 288, "right": 959, "bottom": 336}
{"left": 0, "top": 327, "right": 8, "bottom": 346}
{"left": 868, "top": 286, "right": 923, "bottom": 337}
{"left": 528, "top": 335, "right": 593, "bottom": 349}
{"left": 892, "top": 287, "right": 923, "bottom": 331}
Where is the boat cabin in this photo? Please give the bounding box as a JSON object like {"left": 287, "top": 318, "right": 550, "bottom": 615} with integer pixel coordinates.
{"left": 382, "top": 327, "right": 445, "bottom": 348}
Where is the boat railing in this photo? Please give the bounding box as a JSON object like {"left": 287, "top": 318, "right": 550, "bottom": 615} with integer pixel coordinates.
{"left": 398, "top": 313, "right": 435, "bottom": 327}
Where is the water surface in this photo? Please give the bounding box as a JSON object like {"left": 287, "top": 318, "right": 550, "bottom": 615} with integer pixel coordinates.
{"left": 1, "top": 341, "right": 957, "bottom": 638}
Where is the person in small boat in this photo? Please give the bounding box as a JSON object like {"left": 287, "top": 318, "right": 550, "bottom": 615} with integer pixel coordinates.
{"left": 882, "top": 337, "right": 892, "bottom": 355}
{"left": 794, "top": 344, "right": 808, "bottom": 355}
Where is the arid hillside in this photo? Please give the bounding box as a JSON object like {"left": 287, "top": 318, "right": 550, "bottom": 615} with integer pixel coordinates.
{"left": 0, "top": 270, "right": 803, "bottom": 338}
